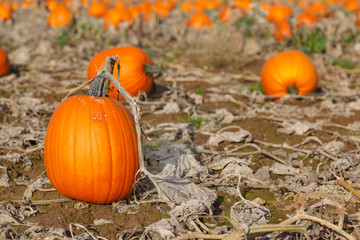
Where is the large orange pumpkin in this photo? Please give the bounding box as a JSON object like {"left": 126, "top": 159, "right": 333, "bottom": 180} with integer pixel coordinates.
{"left": 0, "top": 47, "right": 10, "bottom": 77}
{"left": 261, "top": 50, "right": 318, "bottom": 98}
{"left": 44, "top": 83, "right": 139, "bottom": 204}
{"left": 87, "top": 46, "right": 154, "bottom": 100}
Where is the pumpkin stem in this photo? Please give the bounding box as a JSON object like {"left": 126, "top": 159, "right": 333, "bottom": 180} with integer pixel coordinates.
{"left": 144, "top": 63, "right": 164, "bottom": 79}
{"left": 287, "top": 85, "right": 298, "bottom": 95}
{"left": 87, "top": 58, "right": 117, "bottom": 97}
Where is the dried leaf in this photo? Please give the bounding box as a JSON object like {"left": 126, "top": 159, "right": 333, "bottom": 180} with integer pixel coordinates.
{"left": 0, "top": 166, "right": 10, "bottom": 187}
{"left": 154, "top": 102, "right": 181, "bottom": 115}
{"left": 93, "top": 218, "right": 114, "bottom": 225}
{"left": 270, "top": 162, "right": 299, "bottom": 175}
{"left": 277, "top": 120, "right": 324, "bottom": 135}
{"left": 208, "top": 128, "right": 252, "bottom": 146}
{"left": 23, "top": 177, "right": 51, "bottom": 201}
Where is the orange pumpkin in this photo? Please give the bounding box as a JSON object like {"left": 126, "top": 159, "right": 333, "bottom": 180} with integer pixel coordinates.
{"left": 345, "top": 0, "right": 358, "bottom": 11}
{"left": 138, "top": 0, "right": 153, "bottom": 15}
{"left": 180, "top": 0, "right": 193, "bottom": 12}
{"left": 87, "top": 46, "right": 154, "bottom": 100}
{"left": 0, "top": 1, "right": 12, "bottom": 21}
{"left": 114, "top": 0, "right": 126, "bottom": 9}
{"left": 0, "top": 47, "right": 10, "bottom": 77}
{"left": 186, "top": 12, "right": 211, "bottom": 29}
{"left": 194, "top": 0, "right": 207, "bottom": 11}
{"left": 296, "top": 12, "right": 318, "bottom": 27}
{"left": 306, "top": 3, "right": 332, "bottom": 18}
{"left": 127, "top": 5, "right": 140, "bottom": 18}
{"left": 47, "top": 0, "right": 59, "bottom": 11}
{"left": 205, "top": 0, "right": 220, "bottom": 9}
{"left": 103, "top": 8, "right": 132, "bottom": 29}
{"left": 44, "top": 94, "right": 139, "bottom": 204}
{"left": 47, "top": 4, "right": 73, "bottom": 27}
{"left": 261, "top": 50, "right": 318, "bottom": 98}
{"left": 266, "top": 4, "right": 292, "bottom": 23}
{"left": 88, "top": 1, "right": 108, "bottom": 18}
{"left": 234, "top": 0, "right": 251, "bottom": 11}
{"left": 153, "top": 0, "right": 171, "bottom": 18}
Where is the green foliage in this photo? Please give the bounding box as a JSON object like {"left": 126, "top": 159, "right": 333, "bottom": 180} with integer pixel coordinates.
{"left": 55, "top": 29, "right": 71, "bottom": 49}
{"left": 0, "top": 41, "right": 12, "bottom": 50}
{"left": 235, "top": 15, "right": 256, "bottom": 27}
{"left": 331, "top": 57, "right": 357, "bottom": 70}
{"left": 234, "top": 15, "right": 256, "bottom": 37}
{"left": 195, "top": 89, "right": 204, "bottom": 95}
{"left": 249, "top": 81, "right": 264, "bottom": 93}
{"left": 290, "top": 28, "right": 327, "bottom": 54}
{"left": 341, "top": 29, "right": 357, "bottom": 43}
{"left": 177, "top": 115, "right": 204, "bottom": 128}
{"left": 145, "top": 140, "right": 161, "bottom": 150}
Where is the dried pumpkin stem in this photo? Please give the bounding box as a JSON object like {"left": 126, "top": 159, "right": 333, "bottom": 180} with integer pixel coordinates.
{"left": 99, "top": 56, "right": 172, "bottom": 179}
{"left": 337, "top": 177, "right": 360, "bottom": 200}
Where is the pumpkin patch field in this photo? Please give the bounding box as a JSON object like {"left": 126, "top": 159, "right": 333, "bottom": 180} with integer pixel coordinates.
{"left": 1, "top": 0, "right": 360, "bottom": 239}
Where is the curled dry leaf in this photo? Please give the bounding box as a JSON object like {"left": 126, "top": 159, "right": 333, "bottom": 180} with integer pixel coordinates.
{"left": 169, "top": 199, "right": 211, "bottom": 219}
{"left": 154, "top": 102, "right": 181, "bottom": 115}
{"left": 209, "top": 157, "right": 252, "bottom": 171}
{"left": 277, "top": 120, "right": 324, "bottom": 135}
{"left": 22, "top": 177, "right": 51, "bottom": 201}
{"left": 220, "top": 162, "right": 254, "bottom": 179}
{"left": 208, "top": 128, "right": 252, "bottom": 146}
{"left": 323, "top": 140, "right": 345, "bottom": 155}
{"left": 93, "top": 218, "right": 114, "bottom": 225}
{"left": 0, "top": 207, "right": 23, "bottom": 226}
{"left": 0, "top": 165, "right": 10, "bottom": 187}
{"left": 156, "top": 165, "right": 216, "bottom": 205}
{"left": 270, "top": 162, "right": 300, "bottom": 175}
{"left": 141, "top": 217, "right": 183, "bottom": 240}
{"left": 231, "top": 203, "right": 269, "bottom": 225}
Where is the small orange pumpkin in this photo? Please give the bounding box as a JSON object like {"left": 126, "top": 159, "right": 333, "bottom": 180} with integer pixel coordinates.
{"left": 0, "top": 1, "right": 12, "bottom": 21}
{"left": 306, "top": 3, "right": 332, "bottom": 18}
{"left": 186, "top": 12, "right": 211, "bottom": 29}
{"left": 180, "top": 0, "right": 193, "bottom": 12}
{"left": 87, "top": 46, "right": 154, "bottom": 100}
{"left": 234, "top": 0, "right": 251, "bottom": 12}
{"left": 261, "top": 50, "right": 318, "bottom": 98}
{"left": 44, "top": 84, "right": 139, "bottom": 204}
{"left": 0, "top": 47, "right": 10, "bottom": 77}
{"left": 296, "top": 12, "right": 318, "bottom": 27}
{"left": 266, "top": 4, "right": 292, "bottom": 23}
{"left": 47, "top": 0, "right": 59, "bottom": 11}
{"left": 87, "top": 1, "right": 108, "bottom": 18}
{"left": 127, "top": 5, "right": 140, "bottom": 18}
{"left": 103, "top": 8, "right": 132, "bottom": 29}
{"left": 47, "top": 4, "right": 73, "bottom": 27}
{"left": 345, "top": 0, "right": 358, "bottom": 11}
